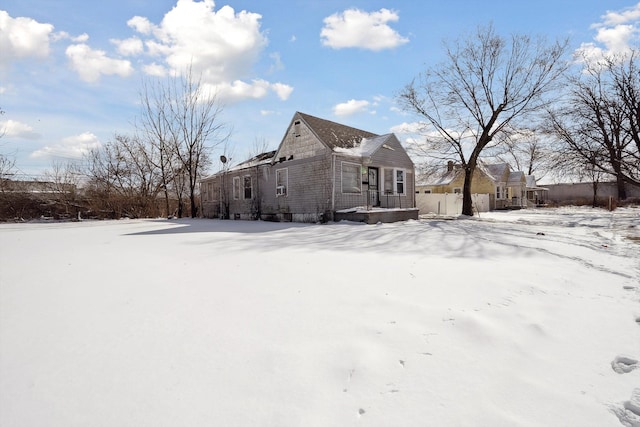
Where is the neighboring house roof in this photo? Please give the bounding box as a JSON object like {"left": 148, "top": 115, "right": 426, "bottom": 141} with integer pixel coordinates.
{"left": 419, "top": 162, "right": 532, "bottom": 188}
{"left": 481, "top": 163, "right": 509, "bottom": 182}
{"left": 297, "top": 112, "right": 378, "bottom": 150}
{"left": 418, "top": 170, "right": 459, "bottom": 186}
{"left": 507, "top": 170, "right": 525, "bottom": 185}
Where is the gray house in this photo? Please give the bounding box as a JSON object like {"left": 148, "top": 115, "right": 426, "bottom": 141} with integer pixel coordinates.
{"left": 200, "top": 112, "right": 417, "bottom": 223}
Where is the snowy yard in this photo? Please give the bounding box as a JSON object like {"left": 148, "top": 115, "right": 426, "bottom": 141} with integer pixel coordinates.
{"left": 1, "top": 207, "right": 639, "bottom": 426}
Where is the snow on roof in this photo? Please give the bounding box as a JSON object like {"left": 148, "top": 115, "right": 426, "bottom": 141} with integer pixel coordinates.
{"left": 507, "top": 170, "right": 525, "bottom": 185}
{"left": 418, "top": 169, "right": 459, "bottom": 186}
{"left": 332, "top": 134, "right": 393, "bottom": 157}
{"left": 480, "top": 163, "right": 509, "bottom": 181}
{"left": 228, "top": 150, "right": 276, "bottom": 172}
{"left": 201, "top": 150, "right": 276, "bottom": 180}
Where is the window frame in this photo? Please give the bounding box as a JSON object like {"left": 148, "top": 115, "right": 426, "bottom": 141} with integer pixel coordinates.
{"left": 341, "top": 161, "right": 362, "bottom": 194}
{"left": 232, "top": 176, "right": 241, "bottom": 200}
{"left": 396, "top": 169, "right": 406, "bottom": 195}
{"left": 243, "top": 175, "right": 252, "bottom": 200}
{"left": 276, "top": 168, "right": 288, "bottom": 197}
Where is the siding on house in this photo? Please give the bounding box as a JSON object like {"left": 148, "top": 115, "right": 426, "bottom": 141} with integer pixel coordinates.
{"left": 200, "top": 112, "right": 416, "bottom": 222}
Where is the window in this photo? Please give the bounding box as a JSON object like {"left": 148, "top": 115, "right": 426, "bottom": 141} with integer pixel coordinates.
{"left": 396, "top": 169, "right": 405, "bottom": 195}
{"left": 384, "top": 168, "right": 406, "bottom": 195}
{"left": 243, "top": 176, "right": 252, "bottom": 199}
{"left": 276, "top": 168, "right": 288, "bottom": 196}
{"left": 496, "top": 184, "right": 506, "bottom": 200}
{"left": 341, "top": 162, "right": 361, "bottom": 193}
{"left": 293, "top": 120, "right": 301, "bottom": 137}
{"left": 232, "top": 176, "right": 241, "bottom": 200}
{"left": 384, "top": 169, "right": 394, "bottom": 194}
{"left": 453, "top": 187, "right": 462, "bottom": 194}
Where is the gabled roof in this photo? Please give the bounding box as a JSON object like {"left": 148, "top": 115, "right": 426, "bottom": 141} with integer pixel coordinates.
{"left": 481, "top": 163, "right": 509, "bottom": 181}
{"left": 297, "top": 112, "right": 378, "bottom": 150}
{"left": 420, "top": 170, "right": 459, "bottom": 186}
{"left": 507, "top": 170, "right": 525, "bottom": 185}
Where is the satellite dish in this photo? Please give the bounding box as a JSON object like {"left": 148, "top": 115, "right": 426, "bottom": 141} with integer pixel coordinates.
{"left": 220, "top": 155, "right": 227, "bottom": 164}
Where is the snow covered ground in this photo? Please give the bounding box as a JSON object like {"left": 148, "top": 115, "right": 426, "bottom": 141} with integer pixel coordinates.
{"left": 1, "top": 207, "right": 639, "bottom": 426}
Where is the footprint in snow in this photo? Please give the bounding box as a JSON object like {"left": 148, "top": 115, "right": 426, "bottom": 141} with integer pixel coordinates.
{"left": 611, "top": 355, "right": 639, "bottom": 374}
{"left": 611, "top": 388, "right": 640, "bottom": 427}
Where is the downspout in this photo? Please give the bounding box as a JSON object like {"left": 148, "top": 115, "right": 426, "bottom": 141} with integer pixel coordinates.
{"left": 413, "top": 167, "right": 416, "bottom": 209}
{"left": 331, "top": 152, "right": 336, "bottom": 213}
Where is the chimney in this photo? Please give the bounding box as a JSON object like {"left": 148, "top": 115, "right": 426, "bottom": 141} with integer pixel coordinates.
{"left": 447, "top": 160, "right": 454, "bottom": 172}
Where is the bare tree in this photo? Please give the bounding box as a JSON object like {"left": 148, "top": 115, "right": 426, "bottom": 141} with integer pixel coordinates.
{"left": 548, "top": 51, "right": 640, "bottom": 200}
{"left": 483, "top": 127, "right": 554, "bottom": 181}
{"left": 398, "top": 24, "right": 568, "bottom": 215}
{"left": 85, "top": 134, "right": 164, "bottom": 218}
{"left": 168, "top": 68, "right": 229, "bottom": 217}
{"left": 42, "top": 161, "right": 83, "bottom": 216}
{"left": 137, "top": 79, "right": 180, "bottom": 217}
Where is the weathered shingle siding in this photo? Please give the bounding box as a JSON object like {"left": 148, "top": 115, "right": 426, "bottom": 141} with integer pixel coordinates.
{"left": 369, "top": 135, "right": 414, "bottom": 170}
{"left": 332, "top": 154, "right": 366, "bottom": 210}
{"left": 276, "top": 115, "right": 328, "bottom": 161}
{"left": 261, "top": 153, "right": 332, "bottom": 221}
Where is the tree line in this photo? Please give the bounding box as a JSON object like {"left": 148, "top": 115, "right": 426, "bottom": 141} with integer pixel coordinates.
{"left": 1, "top": 68, "right": 229, "bottom": 220}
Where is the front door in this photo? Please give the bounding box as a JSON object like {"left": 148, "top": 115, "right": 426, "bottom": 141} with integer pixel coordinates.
{"left": 368, "top": 167, "right": 380, "bottom": 206}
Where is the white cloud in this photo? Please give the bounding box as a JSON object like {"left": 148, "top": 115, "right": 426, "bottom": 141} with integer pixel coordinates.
{"left": 143, "top": 62, "right": 168, "bottom": 77}
{"left": 209, "top": 79, "right": 293, "bottom": 103}
{"left": 131, "top": 1, "right": 266, "bottom": 81}
{"left": 124, "top": 0, "right": 288, "bottom": 102}
{"left": 390, "top": 121, "right": 426, "bottom": 135}
{"left": 271, "top": 82, "right": 293, "bottom": 100}
{"left": 31, "top": 132, "right": 101, "bottom": 160}
{"left": 0, "top": 11, "right": 54, "bottom": 66}
{"left": 65, "top": 43, "right": 134, "bottom": 83}
{"left": 600, "top": 3, "right": 640, "bottom": 26}
{"left": 333, "top": 99, "right": 370, "bottom": 116}
{"left": 53, "top": 31, "right": 89, "bottom": 43}
{"left": 111, "top": 37, "right": 144, "bottom": 56}
{"left": 579, "top": 4, "right": 640, "bottom": 60}
{"left": 320, "top": 8, "right": 409, "bottom": 51}
{"left": 0, "top": 119, "right": 41, "bottom": 139}
{"left": 127, "top": 16, "right": 154, "bottom": 35}
{"left": 268, "top": 52, "right": 284, "bottom": 73}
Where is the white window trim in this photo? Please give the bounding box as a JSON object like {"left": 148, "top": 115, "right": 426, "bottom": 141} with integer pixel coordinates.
{"left": 382, "top": 167, "right": 407, "bottom": 195}
{"left": 341, "top": 161, "right": 362, "bottom": 194}
{"left": 243, "top": 175, "right": 252, "bottom": 200}
{"left": 232, "top": 176, "right": 240, "bottom": 200}
{"left": 276, "top": 168, "right": 288, "bottom": 197}
{"left": 395, "top": 168, "right": 406, "bottom": 196}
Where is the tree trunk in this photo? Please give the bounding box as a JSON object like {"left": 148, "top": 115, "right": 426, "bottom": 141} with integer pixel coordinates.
{"left": 462, "top": 166, "right": 474, "bottom": 216}
{"left": 616, "top": 175, "right": 627, "bottom": 200}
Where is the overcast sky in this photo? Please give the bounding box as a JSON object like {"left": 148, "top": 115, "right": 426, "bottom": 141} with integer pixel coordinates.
{"left": 1, "top": 0, "right": 638, "bottom": 178}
